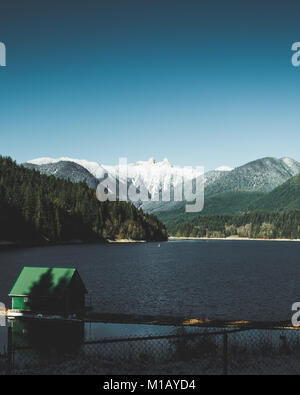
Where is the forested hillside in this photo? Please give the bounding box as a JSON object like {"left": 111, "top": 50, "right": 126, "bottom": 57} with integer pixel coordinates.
{"left": 160, "top": 171, "right": 300, "bottom": 239}
{"left": 156, "top": 190, "right": 265, "bottom": 225}
{"left": 249, "top": 173, "right": 300, "bottom": 212}
{"left": 0, "top": 156, "right": 167, "bottom": 243}
{"left": 168, "top": 211, "right": 300, "bottom": 240}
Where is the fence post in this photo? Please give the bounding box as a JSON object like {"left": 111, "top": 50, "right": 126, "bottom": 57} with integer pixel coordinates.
{"left": 7, "top": 325, "right": 13, "bottom": 375}
{"left": 223, "top": 332, "right": 228, "bottom": 375}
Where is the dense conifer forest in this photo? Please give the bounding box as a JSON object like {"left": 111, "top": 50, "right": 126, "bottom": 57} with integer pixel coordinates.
{"left": 0, "top": 156, "right": 168, "bottom": 244}
{"left": 167, "top": 211, "right": 300, "bottom": 239}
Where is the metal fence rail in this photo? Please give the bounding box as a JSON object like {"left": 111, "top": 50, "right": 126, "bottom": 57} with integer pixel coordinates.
{"left": 3, "top": 325, "right": 300, "bottom": 375}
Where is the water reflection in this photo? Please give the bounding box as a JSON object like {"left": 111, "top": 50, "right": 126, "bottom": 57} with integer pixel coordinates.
{"left": 12, "top": 320, "right": 84, "bottom": 363}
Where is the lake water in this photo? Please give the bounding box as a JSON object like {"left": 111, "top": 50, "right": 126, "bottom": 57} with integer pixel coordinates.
{"left": 0, "top": 240, "right": 300, "bottom": 322}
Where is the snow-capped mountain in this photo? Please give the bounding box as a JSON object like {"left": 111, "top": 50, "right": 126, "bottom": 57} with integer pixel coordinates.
{"left": 24, "top": 161, "right": 99, "bottom": 188}
{"left": 205, "top": 157, "right": 300, "bottom": 197}
{"left": 27, "top": 157, "right": 106, "bottom": 179}
{"left": 215, "top": 165, "right": 233, "bottom": 172}
{"left": 27, "top": 156, "right": 205, "bottom": 197}
{"left": 26, "top": 156, "right": 208, "bottom": 212}
{"left": 104, "top": 157, "right": 204, "bottom": 200}
{"left": 25, "top": 156, "right": 300, "bottom": 214}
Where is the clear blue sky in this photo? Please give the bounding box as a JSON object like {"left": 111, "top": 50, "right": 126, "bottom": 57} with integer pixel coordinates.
{"left": 1, "top": 0, "right": 300, "bottom": 171}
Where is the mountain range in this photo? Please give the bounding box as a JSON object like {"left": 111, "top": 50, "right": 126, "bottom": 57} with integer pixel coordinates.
{"left": 25, "top": 156, "right": 300, "bottom": 221}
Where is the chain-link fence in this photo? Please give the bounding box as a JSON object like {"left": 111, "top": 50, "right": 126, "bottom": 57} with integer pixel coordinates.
{"left": 2, "top": 324, "right": 300, "bottom": 375}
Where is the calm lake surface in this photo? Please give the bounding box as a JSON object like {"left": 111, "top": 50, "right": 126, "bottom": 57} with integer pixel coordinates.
{"left": 1, "top": 240, "right": 300, "bottom": 322}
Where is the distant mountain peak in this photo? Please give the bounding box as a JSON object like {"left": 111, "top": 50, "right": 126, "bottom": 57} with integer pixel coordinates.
{"left": 280, "top": 156, "right": 296, "bottom": 162}
{"left": 133, "top": 158, "right": 171, "bottom": 167}
{"left": 215, "top": 165, "right": 233, "bottom": 172}
{"left": 205, "top": 156, "right": 300, "bottom": 197}
{"left": 27, "top": 157, "right": 58, "bottom": 166}
{"left": 24, "top": 160, "right": 99, "bottom": 188}
{"left": 27, "top": 157, "right": 106, "bottom": 179}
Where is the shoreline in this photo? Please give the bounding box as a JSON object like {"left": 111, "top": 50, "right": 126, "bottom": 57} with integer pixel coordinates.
{"left": 0, "top": 238, "right": 153, "bottom": 251}
{"left": 85, "top": 312, "right": 291, "bottom": 328}
{"left": 107, "top": 239, "right": 146, "bottom": 243}
{"left": 2, "top": 236, "right": 300, "bottom": 249}
{"left": 169, "top": 236, "right": 300, "bottom": 242}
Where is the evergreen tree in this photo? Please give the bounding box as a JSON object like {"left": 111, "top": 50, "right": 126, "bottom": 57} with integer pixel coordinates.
{"left": 0, "top": 156, "right": 168, "bottom": 244}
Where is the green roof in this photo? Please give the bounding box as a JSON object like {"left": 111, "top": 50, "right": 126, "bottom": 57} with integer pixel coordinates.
{"left": 9, "top": 267, "right": 78, "bottom": 297}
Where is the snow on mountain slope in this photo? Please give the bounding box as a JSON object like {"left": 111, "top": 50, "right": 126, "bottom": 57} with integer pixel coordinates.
{"left": 24, "top": 161, "right": 99, "bottom": 188}
{"left": 205, "top": 157, "right": 300, "bottom": 197}
{"left": 27, "top": 156, "right": 300, "bottom": 214}
{"left": 28, "top": 157, "right": 205, "bottom": 197}
{"left": 28, "top": 157, "right": 106, "bottom": 179}
{"left": 280, "top": 157, "right": 300, "bottom": 176}
{"left": 104, "top": 157, "right": 204, "bottom": 199}
{"left": 215, "top": 166, "right": 233, "bottom": 172}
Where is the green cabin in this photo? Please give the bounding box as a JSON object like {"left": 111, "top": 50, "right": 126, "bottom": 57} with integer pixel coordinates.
{"left": 9, "top": 267, "right": 87, "bottom": 316}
